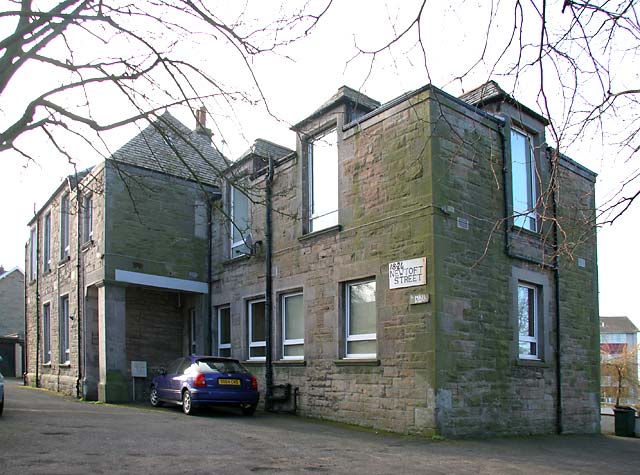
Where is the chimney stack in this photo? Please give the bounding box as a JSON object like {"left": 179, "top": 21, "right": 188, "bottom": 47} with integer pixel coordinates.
{"left": 195, "top": 106, "right": 213, "bottom": 138}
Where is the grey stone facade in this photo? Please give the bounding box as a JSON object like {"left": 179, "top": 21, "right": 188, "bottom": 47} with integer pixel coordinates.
{"left": 24, "top": 83, "right": 600, "bottom": 437}
{"left": 0, "top": 267, "right": 24, "bottom": 337}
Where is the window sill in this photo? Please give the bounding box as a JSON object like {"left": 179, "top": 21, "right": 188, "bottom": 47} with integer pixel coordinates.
{"left": 223, "top": 254, "right": 251, "bottom": 267}
{"left": 299, "top": 224, "right": 342, "bottom": 242}
{"left": 274, "top": 360, "right": 307, "bottom": 367}
{"left": 242, "top": 360, "right": 265, "bottom": 366}
{"left": 334, "top": 358, "right": 380, "bottom": 367}
{"left": 42, "top": 363, "right": 51, "bottom": 367}
{"left": 81, "top": 240, "right": 94, "bottom": 252}
{"left": 59, "top": 363, "right": 71, "bottom": 368}
{"left": 515, "top": 358, "right": 549, "bottom": 368}
{"left": 58, "top": 256, "right": 71, "bottom": 267}
{"left": 509, "top": 225, "right": 541, "bottom": 238}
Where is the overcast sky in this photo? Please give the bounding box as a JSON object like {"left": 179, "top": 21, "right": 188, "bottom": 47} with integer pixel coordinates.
{"left": 1, "top": 0, "right": 638, "bottom": 329}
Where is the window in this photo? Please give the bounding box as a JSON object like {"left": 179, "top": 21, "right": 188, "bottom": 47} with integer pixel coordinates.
{"left": 217, "top": 306, "right": 231, "bottom": 357}
{"left": 29, "top": 226, "right": 37, "bottom": 281}
{"left": 59, "top": 295, "right": 70, "bottom": 363}
{"left": 248, "top": 299, "right": 266, "bottom": 360}
{"left": 517, "top": 283, "right": 539, "bottom": 360}
{"left": 282, "top": 292, "right": 304, "bottom": 360}
{"left": 60, "top": 194, "right": 70, "bottom": 258}
{"left": 510, "top": 129, "right": 538, "bottom": 232}
{"left": 345, "top": 279, "right": 377, "bottom": 358}
{"left": 230, "top": 186, "right": 250, "bottom": 257}
{"left": 82, "top": 194, "right": 93, "bottom": 243}
{"left": 43, "top": 303, "right": 51, "bottom": 364}
{"left": 308, "top": 129, "right": 338, "bottom": 232}
{"left": 43, "top": 212, "right": 51, "bottom": 271}
{"left": 189, "top": 308, "right": 197, "bottom": 355}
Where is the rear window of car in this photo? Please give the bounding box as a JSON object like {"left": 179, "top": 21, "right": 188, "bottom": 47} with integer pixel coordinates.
{"left": 194, "top": 359, "right": 248, "bottom": 374}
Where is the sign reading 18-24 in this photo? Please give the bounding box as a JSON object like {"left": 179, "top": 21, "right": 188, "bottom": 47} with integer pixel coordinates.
{"left": 388, "top": 257, "right": 427, "bottom": 289}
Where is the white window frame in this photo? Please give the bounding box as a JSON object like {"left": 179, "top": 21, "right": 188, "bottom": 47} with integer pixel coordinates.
{"left": 281, "top": 292, "right": 304, "bottom": 360}
{"left": 248, "top": 298, "right": 266, "bottom": 361}
{"left": 60, "top": 194, "right": 70, "bottom": 258}
{"left": 217, "top": 305, "right": 231, "bottom": 357}
{"left": 308, "top": 128, "right": 339, "bottom": 233}
{"left": 510, "top": 128, "right": 538, "bottom": 232}
{"left": 43, "top": 302, "right": 51, "bottom": 364}
{"left": 345, "top": 280, "right": 377, "bottom": 359}
{"left": 43, "top": 212, "right": 51, "bottom": 271}
{"left": 517, "top": 282, "right": 539, "bottom": 360}
{"left": 230, "top": 186, "right": 250, "bottom": 258}
{"left": 59, "top": 295, "right": 70, "bottom": 364}
{"left": 29, "top": 226, "right": 37, "bottom": 281}
{"left": 189, "top": 308, "right": 197, "bottom": 355}
{"left": 82, "top": 194, "right": 93, "bottom": 243}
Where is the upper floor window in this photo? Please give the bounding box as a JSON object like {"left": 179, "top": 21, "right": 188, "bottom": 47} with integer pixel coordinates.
{"left": 517, "top": 282, "right": 539, "bottom": 360}
{"left": 248, "top": 298, "right": 266, "bottom": 360}
{"left": 308, "top": 129, "right": 338, "bottom": 232}
{"left": 510, "top": 129, "right": 538, "bottom": 232}
{"left": 217, "top": 306, "right": 231, "bottom": 357}
{"left": 82, "top": 194, "right": 93, "bottom": 243}
{"left": 29, "top": 226, "right": 37, "bottom": 281}
{"left": 345, "top": 279, "right": 377, "bottom": 358}
{"left": 43, "top": 212, "right": 51, "bottom": 272}
{"left": 230, "top": 186, "right": 250, "bottom": 258}
{"left": 281, "top": 292, "right": 304, "bottom": 360}
{"left": 60, "top": 194, "right": 70, "bottom": 258}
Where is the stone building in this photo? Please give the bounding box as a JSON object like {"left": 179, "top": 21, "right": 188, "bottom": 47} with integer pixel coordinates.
{"left": 24, "top": 112, "right": 224, "bottom": 401}
{"left": 25, "top": 81, "right": 600, "bottom": 437}
{"left": 0, "top": 266, "right": 25, "bottom": 376}
{"left": 600, "top": 316, "right": 639, "bottom": 405}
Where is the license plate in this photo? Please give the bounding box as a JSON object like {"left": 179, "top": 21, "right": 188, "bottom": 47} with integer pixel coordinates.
{"left": 218, "top": 378, "right": 241, "bottom": 386}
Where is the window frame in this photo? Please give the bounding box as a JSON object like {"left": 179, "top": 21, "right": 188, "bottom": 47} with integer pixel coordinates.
{"left": 216, "top": 305, "right": 231, "bottom": 357}
{"left": 59, "top": 294, "right": 70, "bottom": 364}
{"left": 60, "top": 194, "right": 70, "bottom": 259}
{"left": 281, "top": 291, "right": 304, "bottom": 360}
{"left": 43, "top": 212, "right": 51, "bottom": 271}
{"left": 517, "top": 282, "right": 540, "bottom": 360}
{"left": 307, "top": 128, "right": 339, "bottom": 233}
{"left": 345, "top": 279, "right": 377, "bottom": 359}
{"left": 82, "top": 194, "right": 93, "bottom": 243}
{"left": 510, "top": 128, "right": 538, "bottom": 232}
{"left": 43, "top": 302, "right": 51, "bottom": 364}
{"left": 230, "top": 185, "right": 251, "bottom": 258}
{"left": 29, "top": 225, "right": 37, "bottom": 281}
{"left": 247, "top": 298, "right": 266, "bottom": 361}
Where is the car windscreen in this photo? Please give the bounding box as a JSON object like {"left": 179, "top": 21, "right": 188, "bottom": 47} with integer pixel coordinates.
{"left": 194, "top": 359, "right": 248, "bottom": 374}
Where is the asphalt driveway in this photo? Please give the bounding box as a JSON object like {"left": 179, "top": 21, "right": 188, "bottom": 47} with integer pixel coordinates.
{"left": 1, "top": 378, "right": 639, "bottom": 474}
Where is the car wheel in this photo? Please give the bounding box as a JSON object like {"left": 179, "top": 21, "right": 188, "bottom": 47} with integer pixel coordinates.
{"left": 241, "top": 404, "right": 257, "bottom": 416}
{"left": 182, "top": 390, "right": 195, "bottom": 415}
{"left": 149, "top": 386, "right": 162, "bottom": 407}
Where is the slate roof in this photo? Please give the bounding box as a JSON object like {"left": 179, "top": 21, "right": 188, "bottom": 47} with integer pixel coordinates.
{"left": 0, "top": 267, "right": 23, "bottom": 281}
{"left": 112, "top": 111, "right": 227, "bottom": 186}
{"left": 600, "top": 317, "right": 639, "bottom": 334}
{"left": 293, "top": 86, "right": 381, "bottom": 129}
{"left": 238, "top": 139, "right": 294, "bottom": 162}
{"left": 459, "top": 80, "right": 549, "bottom": 125}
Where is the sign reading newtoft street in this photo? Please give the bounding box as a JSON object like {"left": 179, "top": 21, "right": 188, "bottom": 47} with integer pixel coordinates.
{"left": 389, "top": 257, "right": 427, "bottom": 289}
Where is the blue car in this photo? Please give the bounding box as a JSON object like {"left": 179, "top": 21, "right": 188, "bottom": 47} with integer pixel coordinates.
{"left": 150, "top": 356, "right": 259, "bottom": 416}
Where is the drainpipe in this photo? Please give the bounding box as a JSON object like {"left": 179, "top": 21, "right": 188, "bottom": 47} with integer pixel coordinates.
{"left": 207, "top": 194, "right": 213, "bottom": 354}
{"left": 35, "top": 219, "right": 40, "bottom": 387}
{"left": 264, "top": 156, "right": 274, "bottom": 410}
{"left": 76, "top": 184, "right": 83, "bottom": 399}
{"left": 550, "top": 149, "right": 563, "bottom": 434}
